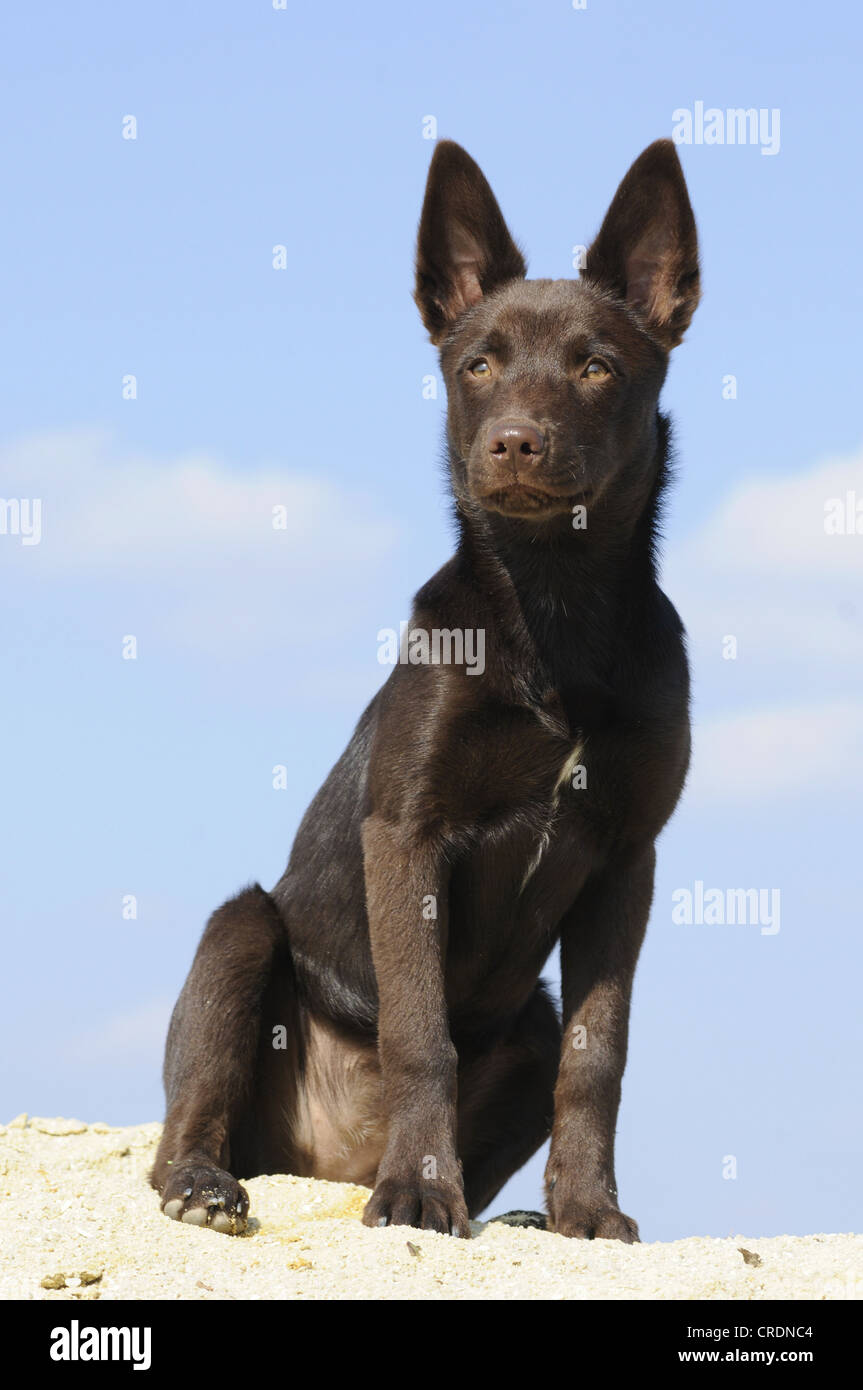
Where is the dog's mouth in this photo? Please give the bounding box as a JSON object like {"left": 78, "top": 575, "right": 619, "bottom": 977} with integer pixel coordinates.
{"left": 477, "top": 484, "right": 593, "bottom": 519}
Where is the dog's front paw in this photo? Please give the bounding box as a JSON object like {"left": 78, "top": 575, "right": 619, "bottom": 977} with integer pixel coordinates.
{"left": 546, "top": 1175, "right": 639, "bottom": 1243}
{"left": 160, "top": 1159, "right": 249, "bottom": 1235}
{"left": 362, "top": 1168, "right": 470, "bottom": 1237}
{"left": 550, "top": 1203, "right": 639, "bottom": 1242}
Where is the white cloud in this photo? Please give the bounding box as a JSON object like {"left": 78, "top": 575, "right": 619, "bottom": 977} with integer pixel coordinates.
{"left": 664, "top": 446, "right": 863, "bottom": 805}
{"left": 0, "top": 430, "right": 403, "bottom": 680}
{"left": 671, "top": 448, "right": 863, "bottom": 581}
{"left": 685, "top": 699, "right": 863, "bottom": 806}
{"left": 0, "top": 428, "right": 396, "bottom": 573}
{"left": 665, "top": 445, "right": 863, "bottom": 671}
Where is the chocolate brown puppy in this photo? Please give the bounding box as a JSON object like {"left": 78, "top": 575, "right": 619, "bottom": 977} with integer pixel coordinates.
{"left": 152, "top": 138, "right": 699, "bottom": 1240}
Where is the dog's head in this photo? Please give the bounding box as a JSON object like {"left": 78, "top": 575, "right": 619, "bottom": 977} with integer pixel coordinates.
{"left": 415, "top": 140, "right": 699, "bottom": 524}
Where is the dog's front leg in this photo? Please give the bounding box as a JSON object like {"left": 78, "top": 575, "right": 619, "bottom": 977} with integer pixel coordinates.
{"left": 545, "top": 843, "right": 656, "bottom": 1242}
{"left": 360, "top": 813, "right": 469, "bottom": 1237}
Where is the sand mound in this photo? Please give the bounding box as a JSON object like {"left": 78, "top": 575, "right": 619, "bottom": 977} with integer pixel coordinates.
{"left": 1, "top": 1116, "right": 859, "bottom": 1300}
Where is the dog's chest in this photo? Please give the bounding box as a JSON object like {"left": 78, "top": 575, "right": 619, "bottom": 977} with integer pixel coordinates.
{"left": 453, "top": 704, "right": 674, "bottom": 912}
{"left": 518, "top": 739, "right": 587, "bottom": 886}
{"left": 448, "top": 726, "right": 598, "bottom": 926}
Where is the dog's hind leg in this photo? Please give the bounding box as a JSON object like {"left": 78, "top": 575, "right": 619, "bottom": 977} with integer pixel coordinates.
{"left": 457, "top": 983, "right": 561, "bottom": 1219}
{"left": 150, "top": 883, "right": 299, "bottom": 1234}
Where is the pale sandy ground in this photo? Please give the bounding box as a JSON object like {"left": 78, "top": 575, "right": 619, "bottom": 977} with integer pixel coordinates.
{"left": 1, "top": 1116, "right": 860, "bottom": 1301}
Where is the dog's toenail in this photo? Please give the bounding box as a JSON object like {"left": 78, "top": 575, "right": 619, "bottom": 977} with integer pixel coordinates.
{"left": 181, "top": 1207, "right": 209, "bottom": 1227}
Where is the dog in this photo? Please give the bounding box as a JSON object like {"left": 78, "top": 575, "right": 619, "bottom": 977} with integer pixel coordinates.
{"left": 151, "top": 137, "right": 699, "bottom": 1241}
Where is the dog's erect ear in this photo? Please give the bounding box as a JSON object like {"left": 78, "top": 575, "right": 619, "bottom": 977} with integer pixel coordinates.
{"left": 583, "top": 139, "right": 700, "bottom": 349}
{"left": 415, "top": 141, "right": 527, "bottom": 344}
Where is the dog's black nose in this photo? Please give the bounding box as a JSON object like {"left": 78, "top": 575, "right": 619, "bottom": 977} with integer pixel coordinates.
{"left": 486, "top": 421, "right": 546, "bottom": 466}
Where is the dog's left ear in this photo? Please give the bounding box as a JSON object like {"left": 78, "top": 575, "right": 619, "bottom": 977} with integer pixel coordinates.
{"left": 584, "top": 139, "right": 700, "bottom": 349}
{"left": 415, "top": 141, "right": 527, "bottom": 344}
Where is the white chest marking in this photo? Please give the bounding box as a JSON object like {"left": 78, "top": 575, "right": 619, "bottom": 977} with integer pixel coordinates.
{"left": 553, "top": 738, "right": 586, "bottom": 802}
{"left": 519, "top": 739, "right": 586, "bottom": 893}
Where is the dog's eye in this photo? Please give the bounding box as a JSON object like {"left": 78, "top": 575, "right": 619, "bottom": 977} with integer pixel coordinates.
{"left": 468, "top": 358, "right": 492, "bottom": 377}
{"left": 582, "top": 359, "right": 611, "bottom": 380}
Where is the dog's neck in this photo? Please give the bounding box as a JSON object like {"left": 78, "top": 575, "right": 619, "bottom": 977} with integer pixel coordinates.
{"left": 452, "top": 414, "right": 671, "bottom": 710}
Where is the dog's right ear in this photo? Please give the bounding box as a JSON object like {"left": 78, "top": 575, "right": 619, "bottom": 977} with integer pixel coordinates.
{"left": 415, "top": 141, "right": 526, "bottom": 344}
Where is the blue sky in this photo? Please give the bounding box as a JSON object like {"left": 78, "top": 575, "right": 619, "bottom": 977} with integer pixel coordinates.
{"left": 2, "top": 0, "right": 861, "bottom": 1243}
